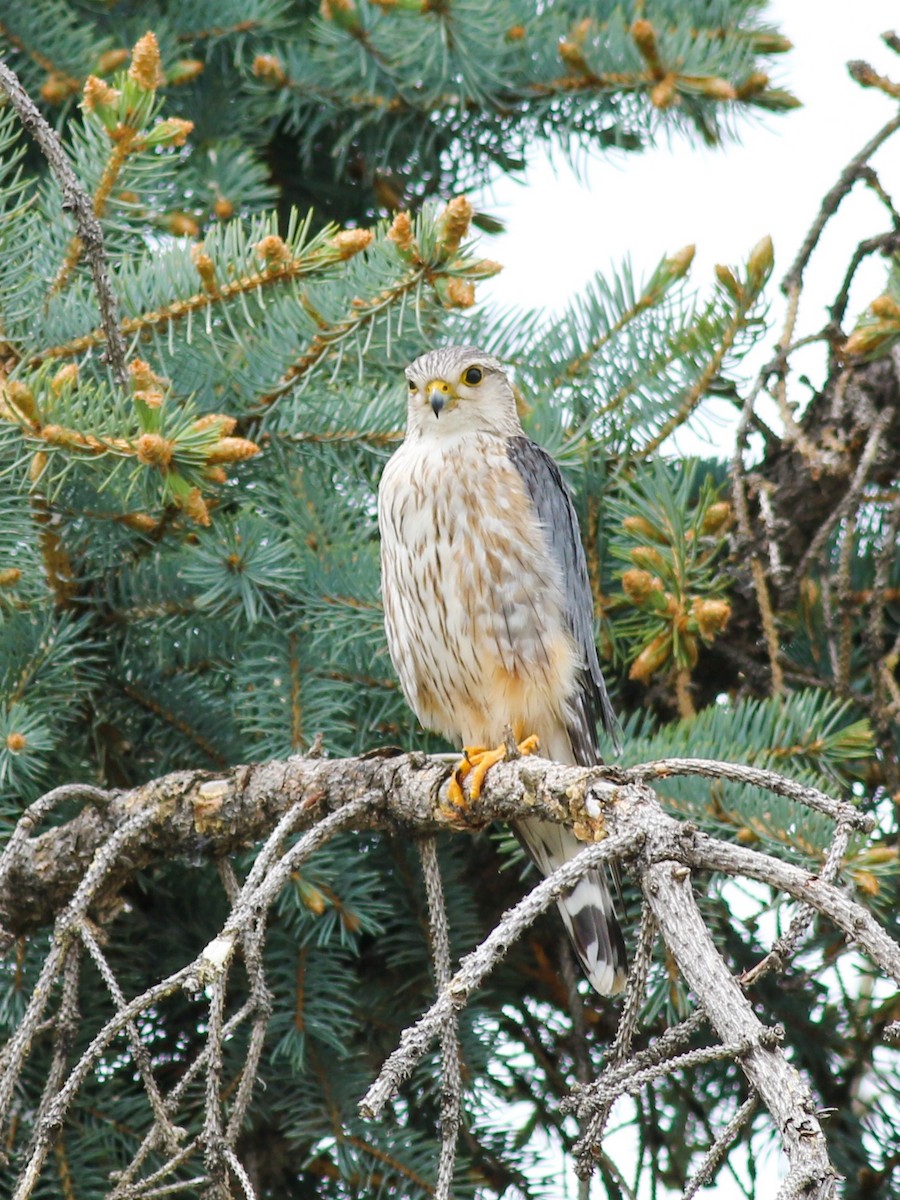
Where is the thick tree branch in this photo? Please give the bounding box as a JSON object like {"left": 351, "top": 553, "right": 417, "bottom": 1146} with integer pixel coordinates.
{"left": 0, "top": 753, "right": 884, "bottom": 956}
{"left": 2, "top": 751, "right": 896, "bottom": 1200}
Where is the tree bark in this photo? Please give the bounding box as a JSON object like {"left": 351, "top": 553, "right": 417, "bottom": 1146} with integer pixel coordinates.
{"left": 643, "top": 858, "right": 838, "bottom": 1199}
{"left": 2, "top": 751, "right": 898, "bottom": 1199}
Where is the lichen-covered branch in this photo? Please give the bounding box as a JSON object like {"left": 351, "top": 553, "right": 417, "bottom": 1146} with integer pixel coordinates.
{"left": 0, "top": 751, "right": 895, "bottom": 1199}
{"left": 641, "top": 858, "right": 838, "bottom": 1200}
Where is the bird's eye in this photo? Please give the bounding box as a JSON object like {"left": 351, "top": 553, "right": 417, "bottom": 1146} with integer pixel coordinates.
{"left": 463, "top": 366, "right": 483, "bottom": 386}
{"left": 407, "top": 378, "right": 416, "bottom": 391}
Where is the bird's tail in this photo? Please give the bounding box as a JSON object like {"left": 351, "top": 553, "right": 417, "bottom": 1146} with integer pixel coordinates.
{"left": 514, "top": 816, "right": 627, "bottom": 996}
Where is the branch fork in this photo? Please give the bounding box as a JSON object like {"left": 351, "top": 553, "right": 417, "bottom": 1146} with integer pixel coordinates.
{"left": 0, "top": 751, "right": 893, "bottom": 1199}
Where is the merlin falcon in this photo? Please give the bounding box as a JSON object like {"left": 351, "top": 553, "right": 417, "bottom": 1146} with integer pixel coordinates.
{"left": 378, "top": 345, "right": 627, "bottom": 995}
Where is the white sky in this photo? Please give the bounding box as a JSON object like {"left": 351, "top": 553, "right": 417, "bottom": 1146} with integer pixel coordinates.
{"left": 471, "top": 6, "right": 900, "bottom": 1196}
{"left": 476, "top": 1, "right": 900, "bottom": 457}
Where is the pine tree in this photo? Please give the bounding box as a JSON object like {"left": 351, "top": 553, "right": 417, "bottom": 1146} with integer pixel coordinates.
{"left": 0, "top": 5, "right": 898, "bottom": 1199}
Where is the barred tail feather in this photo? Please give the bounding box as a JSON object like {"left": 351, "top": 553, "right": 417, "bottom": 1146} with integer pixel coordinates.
{"left": 515, "top": 816, "right": 627, "bottom": 996}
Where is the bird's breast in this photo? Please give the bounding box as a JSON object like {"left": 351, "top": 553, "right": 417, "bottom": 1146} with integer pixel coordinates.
{"left": 378, "top": 434, "right": 577, "bottom": 745}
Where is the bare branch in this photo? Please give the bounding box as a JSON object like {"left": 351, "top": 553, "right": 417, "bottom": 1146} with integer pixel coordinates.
{"left": 741, "top": 820, "right": 853, "bottom": 986}
{"left": 572, "top": 902, "right": 657, "bottom": 1175}
{"left": 1, "top": 751, "right": 894, "bottom": 1198}
{"left": 681, "top": 830, "right": 900, "bottom": 984}
{"left": 0, "top": 753, "right": 874, "bottom": 942}
{"left": 10, "top": 967, "right": 195, "bottom": 1200}
{"left": 0, "top": 783, "right": 111, "bottom": 894}
{"left": 683, "top": 1093, "right": 758, "bottom": 1199}
{"left": 781, "top": 112, "right": 900, "bottom": 295}
{"left": 359, "top": 831, "right": 640, "bottom": 1120}
{"left": 0, "top": 61, "right": 129, "bottom": 388}
{"left": 419, "top": 837, "right": 462, "bottom": 1200}
{"left": 642, "top": 858, "right": 839, "bottom": 1199}
{"left": 78, "top": 920, "right": 183, "bottom": 1152}
{"left": 796, "top": 405, "right": 894, "bottom": 581}
{"left": 620, "top": 758, "right": 873, "bottom": 830}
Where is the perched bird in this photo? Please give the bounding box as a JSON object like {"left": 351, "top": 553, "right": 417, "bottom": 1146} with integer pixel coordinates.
{"left": 377, "top": 345, "right": 627, "bottom": 995}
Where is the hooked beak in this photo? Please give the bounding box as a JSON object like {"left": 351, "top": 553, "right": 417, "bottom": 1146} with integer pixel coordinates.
{"left": 426, "top": 379, "right": 452, "bottom": 419}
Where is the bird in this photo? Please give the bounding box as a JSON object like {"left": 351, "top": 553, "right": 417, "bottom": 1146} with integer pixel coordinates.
{"left": 377, "top": 344, "right": 627, "bottom": 996}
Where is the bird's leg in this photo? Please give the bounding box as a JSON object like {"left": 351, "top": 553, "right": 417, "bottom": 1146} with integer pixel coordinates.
{"left": 447, "top": 728, "right": 540, "bottom": 809}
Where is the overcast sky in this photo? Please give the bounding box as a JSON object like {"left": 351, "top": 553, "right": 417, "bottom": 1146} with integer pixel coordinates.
{"left": 475, "top": 2, "right": 900, "bottom": 449}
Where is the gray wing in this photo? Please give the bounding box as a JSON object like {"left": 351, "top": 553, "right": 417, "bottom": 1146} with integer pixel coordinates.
{"left": 506, "top": 435, "right": 619, "bottom": 765}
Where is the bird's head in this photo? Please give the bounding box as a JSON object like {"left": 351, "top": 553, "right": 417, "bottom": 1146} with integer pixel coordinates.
{"left": 403, "top": 345, "right": 521, "bottom": 438}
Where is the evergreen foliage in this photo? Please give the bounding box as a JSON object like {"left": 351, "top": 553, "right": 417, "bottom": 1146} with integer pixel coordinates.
{"left": 0, "top": 4, "right": 898, "bottom": 1198}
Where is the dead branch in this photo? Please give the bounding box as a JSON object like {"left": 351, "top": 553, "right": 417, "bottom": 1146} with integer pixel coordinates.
{"left": 0, "top": 752, "right": 873, "bottom": 943}
{"left": 418, "top": 836, "right": 462, "bottom": 1200}
{"left": 0, "top": 751, "right": 896, "bottom": 1200}
{"left": 781, "top": 112, "right": 900, "bottom": 295}
{"left": 0, "top": 60, "right": 129, "bottom": 388}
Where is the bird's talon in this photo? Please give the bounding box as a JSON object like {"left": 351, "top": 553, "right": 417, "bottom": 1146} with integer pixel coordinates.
{"left": 448, "top": 735, "right": 540, "bottom": 805}
{"left": 465, "top": 745, "right": 507, "bottom": 801}
{"left": 513, "top": 734, "right": 540, "bottom": 759}
{"left": 446, "top": 772, "right": 468, "bottom": 812}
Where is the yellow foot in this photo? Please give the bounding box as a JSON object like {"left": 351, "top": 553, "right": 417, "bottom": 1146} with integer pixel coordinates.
{"left": 447, "top": 734, "right": 540, "bottom": 809}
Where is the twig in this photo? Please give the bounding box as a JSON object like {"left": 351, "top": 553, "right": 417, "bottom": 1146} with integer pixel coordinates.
{"left": 12, "top": 967, "right": 194, "bottom": 1200}
{"left": 124, "top": 1175, "right": 209, "bottom": 1198}
{"left": 683, "top": 1092, "right": 758, "bottom": 1199}
{"left": 78, "top": 920, "right": 184, "bottom": 1152}
{"left": 22, "top": 941, "right": 82, "bottom": 1164}
{"left": 642, "top": 858, "right": 836, "bottom": 1196}
{"left": 829, "top": 231, "right": 900, "bottom": 330}
{"left": 751, "top": 555, "right": 785, "bottom": 695}
{"left": 682, "top": 832, "right": 900, "bottom": 986}
{"left": 572, "top": 902, "right": 656, "bottom": 1173}
{"left": 0, "top": 60, "right": 128, "bottom": 388}
{"left": 796, "top": 406, "right": 894, "bottom": 581}
{"left": 0, "top": 782, "right": 111, "bottom": 896}
{"left": 575, "top": 1006, "right": 709, "bottom": 1118}
{"left": 223, "top": 1147, "right": 258, "bottom": 1200}
{"left": 202, "top": 968, "right": 228, "bottom": 1193}
{"left": 771, "top": 114, "right": 900, "bottom": 471}
{"left": 110, "top": 1000, "right": 259, "bottom": 1197}
{"left": 559, "top": 943, "right": 591, "bottom": 1085}
{"left": 557, "top": 945, "right": 593, "bottom": 1198}
{"left": 620, "top": 758, "right": 872, "bottom": 830}
{"left": 195, "top": 793, "right": 379, "bottom": 984}
{"left": 219, "top": 859, "right": 272, "bottom": 1147}
{"left": 577, "top": 1029, "right": 783, "bottom": 1106}
{"left": 572, "top": 998, "right": 714, "bottom": 1179}
{"left": 359, "top": 831, "right": 641, "bottom": 1120}
{"left": 742, "top": 821, "right": 853, "bottom": 987}
{"left": 418, "top": 837, "right": 462, "bottom": 1200}
{"left": 0, "top": 806, "right": 158, "bottom": 1136}
{"left": 782, "top": 112, "right": 900, "bottom": 295}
